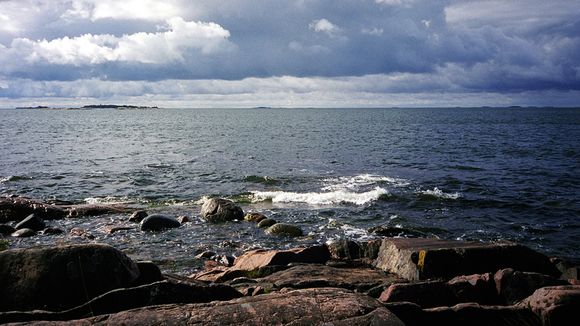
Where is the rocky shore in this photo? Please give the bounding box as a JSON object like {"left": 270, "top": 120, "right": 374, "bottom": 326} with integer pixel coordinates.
{"left": 1, "top": 195, "right": 578, "bottom": 325}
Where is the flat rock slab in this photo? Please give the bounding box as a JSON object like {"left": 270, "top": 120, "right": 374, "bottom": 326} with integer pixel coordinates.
{"left": 53, "top": 288, "right": 405, "bottom": 325}
{"left": 258, "top": 264, "right": 405, "bottom": 292}
{"left": 374, "top": 238, "right": 560, "bottom": 281}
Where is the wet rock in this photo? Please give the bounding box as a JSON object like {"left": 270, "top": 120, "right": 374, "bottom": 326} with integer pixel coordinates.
{"left": 259, "top": 264, "right": 404, "bottom": 292}
{"left": 67, "top": 204, "right": 128, "bottom": 217}
{"left": 424, "top": 303, "right": 541, "bottom": 326}
{"left": 447, "top": 272, "right": 499, "bottom": 305}
{"left": 517, "top": 285, "right": 580, "bottom": 326}
{"left": 257, "top": 218, "right": 276, "bottom": 228}
{"left": 200, "top": 198, "right": 244, "bottom": 223}
{"left": 15, "top": 213, "right": 46, "bottom": 231}
{"left": 129, "top": 210, "right": 148, "bottom": 223}
{"left": 0, "top": 196, "right": 66, "bottom": 222}
{"left": 265, "top": 223, "right": 303, "bottom": 237}
{"left": 57, "top": 288, "right": 405, "bottom": 325}
{"left": 0, "top": 280, "right": 243, "bottom": 324}
{"left": 379, "top": 281, "right": 456, "bottom": 308}
{"left": 233, "top": 245, "right": 331, "bottom": 271}
{"left": 140, "top": 214, "right": 181, "bottom": 231}
{"left": 11, "top": 228, "right": 36, "bottom": 237}
{"left": 41, "top": 227, "right": 65, "bottom": 235}
{"left": 177, "top": 215, "right": 190, "bottom": 224}
{"left": 0, "top": 243, "right": 140, "bottom": 312}
{"left": 195, "top": 251, "right": 217, "bottom": 259}
{"left": 494, "top": 268, "right": 570, "bottom": 305}
{"left": 69, "top": 227, "right": 95, "bottom": 239}
{"left": 374, "top": 238, "right": 560, "bottom": 281}
{"left": 328, "top": 239, "right": 382, "bottom": 261}
{"left": 0, "top": 224, "right": 16, "bottom": 236}
{"left": 244, "top": 212, "right": 267, "bottom": 222}
{"left": 99, "top": 225, "right": 136, "bottom": 234}
{"left": 134, "top": 261, "right": 163, "bottom": 285}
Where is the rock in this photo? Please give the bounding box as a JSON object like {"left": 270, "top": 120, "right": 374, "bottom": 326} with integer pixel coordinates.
{"left": 129, "top": 210, "right": 148, "bottom": 223}
{"left": 328, "top": 239, "right": 382, "bottom": 261}
{"left": 67, "top": 204, "right": 129, "bottom": 217}
{"left": 447, "top": 272, "right": 499, "bottom": 305}
{"left": 15, "top": 213, "right": 46, "bottom": 231}
{"left": 195, "top": 251, "right": 217, "bottom": 259}
{"left": 98, "top": 225, "right": 136, "bottom": 234}
{"left": 200, "top": 198, "right": 244, "bottom": 223}
{"left": 257, "top": 218, "right": 276, "bottom": 228}
{"left": 0, "top": 224, "right": 16, "bottom": 236}
{"left": 177, "top": 215, "right": 190, "bottom": 224}
{"left": 41, "top": 227, "right": 65, "bottom": 235}
{"left": 233, "top": 245, "right": 331, "bottom": 271}
{"left": 374, "top": 238, "right": 560, "bottom": 281}
{"left": 0, "top": 196, "right": 66, "bottom": 222}
{"left": 134, "top": 261, "right": 163, "bottom": 285}
{"left": 69, "top": 227, "right": 95, "bottom": 239}
{"left": 265, "top": 223, "right": 303, "bottom": 237}
{"left": 379, "top": 281, "right": 456, "bottom": 308}
{"left": 11, "top": 228, "right": 36, "bottom": 237}
{"left": 494, "top": 268, "right": 569, "bottom": 305}
{"left": 140, "top": 214, "right": 181, "bottom": 231}
{"left": 259, "top": 264, "right": 404, "bottom": 292}
{"left": 0, "top": 243, "right": 140, "bottom": 312}
{"left": 517, "top": 285, "right": 580, "bottom": 326}
{"left": 0, "top": 280, "right": 243, "bottom": 324}
{"left": 552, "top": 258, "right": 580, "bottom": 281}
{"left": 57, "top": 288, "right": 405, "bottom": 325}
{"left": 244, "top": 212, "right": 267, "bottom": 222}
{"left": 423, "top": 303, "right": 541, "bottom": 326}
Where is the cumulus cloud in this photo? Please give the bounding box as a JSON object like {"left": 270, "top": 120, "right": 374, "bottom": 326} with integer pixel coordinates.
{"left": 309, "top": 18, "right": 341, "bottom": 37}
{"left": 63, "top": 0, "right": 183, "bottom": 21}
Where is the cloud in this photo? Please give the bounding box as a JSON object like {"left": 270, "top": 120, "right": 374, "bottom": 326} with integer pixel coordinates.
{"left": 2, "top": 18, "right": 231, "bottom": 66}
{"left": 63, "top": 0, "right": 183, "bottom": 21}
{"left": 309, "top": 18, "right": 341, "bottom": 36}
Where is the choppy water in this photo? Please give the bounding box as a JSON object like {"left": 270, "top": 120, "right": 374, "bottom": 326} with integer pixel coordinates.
{"left": 1, "top": 107, "right": 579, "bottom": 273}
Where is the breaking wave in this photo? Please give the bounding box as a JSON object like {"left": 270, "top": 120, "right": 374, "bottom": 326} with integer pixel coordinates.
{"left": 418, "top": 187, "right": 462, "bottom": 200}
{"left": 251, "top": 187, "right": 388, "bottom": 206}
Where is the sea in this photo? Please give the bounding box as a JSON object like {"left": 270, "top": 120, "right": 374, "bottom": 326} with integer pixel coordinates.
{"left": 1, "top": 107, "right": 579, "bottom": 274}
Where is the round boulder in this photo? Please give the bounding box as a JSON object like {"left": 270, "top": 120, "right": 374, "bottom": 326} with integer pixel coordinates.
{"left": 266, "top": 223, "right": 303, "bottom": 237}
{"left": 244, "top": 212, "right": 267, "bottom": 223}
{"left": 140, "top": 214, "right": 181, "bottom": 231}
{"left": 200, "top": 198, "right": 244, "bottom": 223}
{"left": 257, "top": 218, "right": 277, "bottom": 228}
{"left": 15, "top": 213, "right": 46, "bottom": 231}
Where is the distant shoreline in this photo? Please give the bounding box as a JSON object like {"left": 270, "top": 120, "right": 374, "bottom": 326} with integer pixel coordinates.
{"left": 15, "top": 104, "right": 160, "bottom": 110}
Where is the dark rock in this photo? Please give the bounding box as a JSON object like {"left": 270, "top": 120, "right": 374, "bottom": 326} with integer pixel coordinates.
{"left": 128, "top": 210, "right": 148, "bottom": 223}
{"left": 257, "top": 218, "right": 276, "bottom": 228}
{"left": 379, "top": 281, "right": 456, "bottom": 308}
{"left": 244, "top": 212, "right": 267, "bottom": 222}
{"left": 0, "top": 243, "right": 140, "bottom": 312}
{"left": 15, "top": 213, "right": 46, "bottom": 231}
{"left": 69, "top": 227, "right": 95, "bottom": 239}
{"left": 494, "top": 268, "right": 569, "bottom": 304}
{"left": 177, "top": 215, "right": 190, "bottom": 224}
{"left": 517, "top": 285, "right": 580, "bottom": 326}
{"left": 259, "top": 264, "right": 404, "bottom": 292}
{"left": 11, "top": 228, "right": 36, "bottom": 237}
{"left": 328, "top": 239, "right": 382, "bottom": 261}
{"left": 0, "top": 224, "right": 16, "bottom": 236}
{"left": 447, "top": 272, "right": 499, "bottom": 305}
{"left": 134, "top": 261, "right": 163, "bottom": 285}
{"left": 54, "top": 288, "right": 405, "bottom": 325}
{"left": 0, "top": 197, "right": 66, "bottom": 222}
{"left": 374, "top": 238, "right": 561, "bottom": 281}
{"left": 216, "top": 255, "right": 235, "bottom": 267}
{"left": 41, "top": 227, "right": 65, "bottom": 235}
{"left": 140, "top": 214, "right": 181, "bottom": 231}
{"left": 0, "top": 280, "right": 242, "bottom": 324}
{"left": 424, "top": 303, "right": 541, "bottom": 326}
{"left": 99, "top": 225, "right": 136, "bottom": 234}
{"left": 383, "top": 302, "right": 426, "bottom": 326}
{"left": 67, "top": 204, "right": 128, "bottom": 217}
{"left": 200, "top": 198, "right": 244, "bottom": 223}
{"left": 552, "top": 258, "right": 580, "bottom": 281}
{"left": 265, "top": 223, "right": 303, "bottom": 237}
{"left": 195, "top": 251, "right": 217, "bottom": 259}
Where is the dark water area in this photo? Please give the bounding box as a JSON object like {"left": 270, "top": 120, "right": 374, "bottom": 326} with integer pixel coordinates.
{"left": 1, "top": 107, "right": 579, "bottom": 274}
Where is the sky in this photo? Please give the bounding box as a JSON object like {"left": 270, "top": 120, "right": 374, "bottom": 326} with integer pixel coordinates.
{"left": 0, "top": 0, "right": 579, "bottom": 108}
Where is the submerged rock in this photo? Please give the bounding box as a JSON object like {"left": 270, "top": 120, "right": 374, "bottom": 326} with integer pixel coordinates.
{"left": 265, "top": 223, "right": 303, "bottom": 237}
{"left": 15, "top": 213, "right": 46, "bottom": 231}
{"left": 257, "top": 218, "right": 276, "bottom": 228}
{"left": 201, "top": 198, "right": 244, "bottom": 223}
{"left": 244, "top": 212, "right": 267, "bottom": 223}
{"left": 140, "top": 214, "right": 181, "bottom": 231}
{"left": 0, "top": 243, "right": 140, "bottom": 312}
{"left": 129, "top": 210, "right": 148, "bottom": 223}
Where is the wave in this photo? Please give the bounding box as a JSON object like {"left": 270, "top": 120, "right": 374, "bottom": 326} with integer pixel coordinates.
{"left": 321, "top": 174, "right": 409, "bottom": 191}
{"left": 84, "top": 196, "right": 140, "bottom": 205}
{"left": 0, "top": 175, "right": 31, "bottom": 183}
{"left": 418, "top": 187, "right": 462, "bottom": 200}
{"left": 251, "top": 187, "right": 388, "bottom": 206}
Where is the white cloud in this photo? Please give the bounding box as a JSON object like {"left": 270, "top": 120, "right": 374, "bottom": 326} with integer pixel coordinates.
{"left": 3, "top": 18, "right": 231, "bottom": 66}
{"left": 309, "top": 18, "right": 341, "bottom": 37}
{"left": 361, "top": 27, "right": 384, "bottom": 36}
{"left": 375, "top": 0, "right": 414, "bottom": 7}
{"left": 64, "top": 0, "right": 183, "bottom": 21}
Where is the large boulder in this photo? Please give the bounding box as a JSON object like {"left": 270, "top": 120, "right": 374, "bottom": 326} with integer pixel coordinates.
{"left": 140, "top": 214, "right": 181, "bottom": 231}
{"left": 423, "top": 303, "right": 541, "bottom": 326}
{"left": 67, "top": 204, "right": 129, "bottom": 217}
{"left": 379, "top": 281, "right": 456, "bottom": 308}
{"left": 517, "top": 285, "right": 580, "bottom": 326}
{"left": 494, "top": 268, "right": 569, "bottom": 305}
{"left": 328, "top": 239, "right": 382, "bottom": 261}
{"left": 0, "top": 243, "right": 140, "bottom": 312}
{"left": 374, "top": 238, "right": 560, "bottom": 281}
{"left": 200, "top": 198, "right": 244, "bottom": 223}
{"left": 265, "top": 223, "right": 303, "bottom": 237}
{"left": 0, "top": 197, "right": 66, "bottom": 222}
{"left": 56, "top": 288, "right": 405, "bottom": 325}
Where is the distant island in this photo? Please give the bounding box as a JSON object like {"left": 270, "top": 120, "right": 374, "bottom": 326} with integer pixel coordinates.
{"left": 15, "top": 104, "right": 160, "bottom": 110}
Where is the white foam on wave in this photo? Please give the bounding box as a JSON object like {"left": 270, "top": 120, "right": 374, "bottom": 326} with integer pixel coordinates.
{"left": 251, "top": 186, "right": 388, "bottom": 206}
{"left": 84, "top": 196, "right": 137, "bottom": 205}
{"left": 322, "top": 174, "right": 409, "bottom": 191}
{"left": 419, "top": 187, "right": 462, "bottom": 200}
